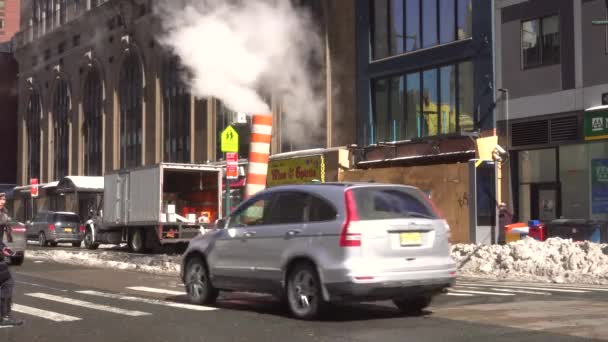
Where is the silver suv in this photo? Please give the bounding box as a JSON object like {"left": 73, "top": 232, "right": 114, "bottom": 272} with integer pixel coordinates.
{"left": 181, "top": 183, "right": 456, "bottom": 319}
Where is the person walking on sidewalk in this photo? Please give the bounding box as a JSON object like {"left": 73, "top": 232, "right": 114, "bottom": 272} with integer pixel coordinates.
{"left": 0, "top": 192, "right": 24, "bottom": 326}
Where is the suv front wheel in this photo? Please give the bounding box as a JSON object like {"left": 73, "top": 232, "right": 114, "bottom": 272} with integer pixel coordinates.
{"left": 185, "top": 258, "right": 219, "bottom": 305}
{"left": 286, "top": 263, "right": 324, "bottom": 320}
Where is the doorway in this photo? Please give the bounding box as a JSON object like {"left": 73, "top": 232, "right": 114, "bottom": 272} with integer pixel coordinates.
{"left": 531, "top": 183, "right": 560, "bottom": 221}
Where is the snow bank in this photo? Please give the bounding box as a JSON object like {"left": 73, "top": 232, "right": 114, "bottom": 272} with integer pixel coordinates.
{"left": 26, "top": 249, "right": 181, "bottom": 276}
{"left": 452, "top": 237, "right": 608, "bottom": 285}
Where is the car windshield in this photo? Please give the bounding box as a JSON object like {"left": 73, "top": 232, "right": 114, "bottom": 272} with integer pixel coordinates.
{"left": 351, "top": 187, "right": 437, "bottom": 220}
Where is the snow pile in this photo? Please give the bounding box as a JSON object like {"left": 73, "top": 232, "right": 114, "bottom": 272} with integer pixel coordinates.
{"left": 26, "top": 249, "right": 181, "bottom": 276}
{"left": 452, "top": 237, "right": 608, "bottom": 285}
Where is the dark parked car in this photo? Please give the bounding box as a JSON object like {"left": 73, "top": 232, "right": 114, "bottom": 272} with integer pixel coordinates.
{"left": 2, "top": 220, "right": 26, "bottom": 265}
{"left": 26, "top": 211, "right": 84, "bottom": 247}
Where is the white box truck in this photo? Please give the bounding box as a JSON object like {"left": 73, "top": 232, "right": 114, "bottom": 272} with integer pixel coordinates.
{"left": 84, "top": 163, "right": 223, "bottom": 253}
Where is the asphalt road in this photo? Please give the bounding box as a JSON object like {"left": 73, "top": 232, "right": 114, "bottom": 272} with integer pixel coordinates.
{"left": 1, "top": 260, "right": 607, "bottom": 342}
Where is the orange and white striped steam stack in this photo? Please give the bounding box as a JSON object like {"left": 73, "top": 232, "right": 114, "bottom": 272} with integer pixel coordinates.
{"left": 245, "top": 114, "right": 273, "bottom": 198}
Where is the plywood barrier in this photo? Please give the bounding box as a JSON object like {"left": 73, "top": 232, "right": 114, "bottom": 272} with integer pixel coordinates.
{"left": 342, "top": 163, "right": 471, "bottom": 244}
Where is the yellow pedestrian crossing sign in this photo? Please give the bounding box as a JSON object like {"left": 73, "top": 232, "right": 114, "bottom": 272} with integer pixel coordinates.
{"left": 221, "top": 126, "right": 239, "bottom": 153}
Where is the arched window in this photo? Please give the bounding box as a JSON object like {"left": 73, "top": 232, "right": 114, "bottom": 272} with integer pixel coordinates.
{"left": 162, "top": 58, "right": 191, "bottom": 163}
{"left": 119, "top": 52, "right": 143, "bottom": 168}
{"left": 53, "top": 78, "right": 70, "bottom": 179}
{"left": 83, "top": 67, "right": 103, "bottom": 175}
{"left": 26, "top": 90, "right": 42, "bottom": 180}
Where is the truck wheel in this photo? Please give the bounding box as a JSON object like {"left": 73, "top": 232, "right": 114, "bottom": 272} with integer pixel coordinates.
{"left": 185, "top": 258, "right": 219, "bottom": 305}
{"left": 38, "top": 232, "right": 47, "bottom": 247}
{"left": 129, "top": 229, "right": 146, "bottom": 253}
{"left": 72, "top": 242, "right": 81, "bottom": 248}
{"left": 84, "top": 229, "right": 99, "bottom": 250}
{"left": 49, "top": 242, "right": 58, "bottom": 247}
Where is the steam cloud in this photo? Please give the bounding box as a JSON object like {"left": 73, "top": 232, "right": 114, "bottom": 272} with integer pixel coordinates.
{"left": 155, "top": 0, "right": 325, "bottom": 146}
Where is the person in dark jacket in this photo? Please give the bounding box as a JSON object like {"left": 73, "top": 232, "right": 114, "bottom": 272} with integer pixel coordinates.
{"left": 0, "top": 192, "right": 23, "bottom": 326}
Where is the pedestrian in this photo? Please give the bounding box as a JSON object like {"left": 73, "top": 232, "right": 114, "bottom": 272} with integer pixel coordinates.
{"left": 498, "top": 202, "right": 513, "bottom": 245}
{"left": 0, "top": 192, "right": 23, "bottom": 326}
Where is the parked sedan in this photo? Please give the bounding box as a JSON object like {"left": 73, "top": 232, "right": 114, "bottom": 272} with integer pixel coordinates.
{"left": 181, "top": 182, "right": 456, "bottom": 319}
{"left": 26, "top": 211, "right": 84, "bottom": 247}
{"left": 2, "top": 220, "right": 26, "bottom": 265}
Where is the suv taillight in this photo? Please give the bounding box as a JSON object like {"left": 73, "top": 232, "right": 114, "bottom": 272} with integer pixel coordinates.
{"left": 48, "top": 224, "right": 56, "bottom": 232}
{"left": 79, "top": 225, "right": 85, "bottom": 233}
{"left": 340, "top": 189, "right": 361, "bottom": 247}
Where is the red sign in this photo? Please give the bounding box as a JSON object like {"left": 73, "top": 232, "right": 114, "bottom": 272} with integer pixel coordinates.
{"left": 226, "top": 152, "right": 238, "bottom": 180}
{"left": 30, "top": 178, "right": 39, "bottom": 198}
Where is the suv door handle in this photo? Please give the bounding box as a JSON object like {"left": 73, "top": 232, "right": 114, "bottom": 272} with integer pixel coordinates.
{"left": 286, "top": 229, "right": 302, "bottom": 236}
{"left": 243, "top": 231, "right": 256, "bottom": 238}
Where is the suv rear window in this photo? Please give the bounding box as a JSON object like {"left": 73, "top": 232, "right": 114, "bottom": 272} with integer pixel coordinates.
{"left": 351, "top": 187, "right": 437, "bottom": 220}
{"left": 55, "top": 214, "right": 80, "bottom": 223}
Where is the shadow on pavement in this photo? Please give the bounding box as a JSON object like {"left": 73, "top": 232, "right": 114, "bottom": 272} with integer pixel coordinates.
{"left": 165, "top": 293, "right": 431, "bottom": 322}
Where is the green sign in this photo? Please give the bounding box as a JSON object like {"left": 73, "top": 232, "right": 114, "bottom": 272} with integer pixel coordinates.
{"left": 220, "top": 126, "right": 239, "bottom": 153}
{"left": 585, "top": 109, "right": 608, "bottom": 141}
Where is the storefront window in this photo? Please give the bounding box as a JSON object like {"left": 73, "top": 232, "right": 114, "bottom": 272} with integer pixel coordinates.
{"left": 519, "top": 149, "right": 556, "bottom": 183}
{"left": 370, "top": 61, "right": 473, "bottom": 144}
{"left": 559, "top": 144, "right": 589, "bottom": 219}
{"left": 518, "top": 143, "right": 608, "bottom": 222}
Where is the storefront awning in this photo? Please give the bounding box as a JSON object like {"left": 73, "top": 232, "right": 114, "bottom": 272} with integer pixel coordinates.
{"left": 57, "top": 176, "right": 104, "bottom": 193}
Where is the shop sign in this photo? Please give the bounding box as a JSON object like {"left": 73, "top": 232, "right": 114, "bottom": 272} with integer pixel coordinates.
{"left": 591, "top": 159, "right": 608, "bottom": 214}
{"left": 584, "top": 108, "right": 608, "bottom": 141}
{"left": 267, "top": 155, "right": 324, "bottom": 187}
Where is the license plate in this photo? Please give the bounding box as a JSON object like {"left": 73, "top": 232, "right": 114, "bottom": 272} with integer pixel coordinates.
{"left": 64, "top": 228, "right": 72, "bottom": 233}
{"left": 400, "top": 232, "right": 422, "bottom": 246}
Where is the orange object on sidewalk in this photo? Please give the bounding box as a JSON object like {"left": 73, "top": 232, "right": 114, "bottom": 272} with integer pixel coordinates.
{"left": 245, "top": 114, "right": 273, "bottom": 199}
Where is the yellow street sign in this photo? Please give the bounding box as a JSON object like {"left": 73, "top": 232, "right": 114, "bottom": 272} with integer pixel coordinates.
{"left": 221, "top": 126, "right": 239, "bottom": 153}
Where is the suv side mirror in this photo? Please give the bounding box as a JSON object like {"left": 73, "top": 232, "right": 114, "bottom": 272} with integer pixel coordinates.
{"left": 215, "top": 218, "right": 227, "bottom": 229}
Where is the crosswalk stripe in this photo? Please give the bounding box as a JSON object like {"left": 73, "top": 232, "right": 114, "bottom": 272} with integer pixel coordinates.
{"left": 12, "top": 304, "right": 81, "bottom": 322}
{"left": 127, "top": 287, "right": 185, "bottom": 296}
{"left": 26, "top": 293, "right": 151, "bottom": 317}
{"left": 445, "top": 293, "right": 474, "bottom": 297}
{"left": 77, "top": 290, "right": 216, "bottom": 311}
{"left": 486, "top": 288, "right": 552, "bottom": 296}
{"left": 449, "top": 289, "right": 514, "bottom": 296}
{"left": 457, "top": 282, "right": 589, "bottom": 293}
{"left": 458, "top": 280, "right": 608, "bottom": 292}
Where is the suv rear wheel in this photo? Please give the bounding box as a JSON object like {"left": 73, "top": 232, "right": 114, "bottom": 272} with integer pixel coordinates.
{"left": 185, "top": 258, "right": 219, "bottom": 305}
{"left": 393, "top": 295, "right": 432, "bottom": 315}
{"left": 286, "top": 263, "right": 324, "bottom": 320}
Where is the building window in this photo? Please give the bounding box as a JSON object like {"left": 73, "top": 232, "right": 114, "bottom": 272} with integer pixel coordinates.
{"left": 371, "top": 0, "right": 472, "bottom": 60}
{"left": 27, "top": 91, "right": 42, "bottom": 181}
{"left": 162, "top": 58, "right": 191, "bottom": 163}
{"left": 44, "top": 0, "right": 53, "bottom": 31}
{"left": 216, "top": 103, "right": 251, "bottom": 160}
{"left": 0, "top": 0, "right": 5, "bottom": 10}
{"left": 0, "top": 18, "right": 4, "bottom": 31}
{"left": 83, "top": 67, "right": 103, "bottom": 176}
{"left": 370, "top": 61, "right": 474, "bottom": 144}
{"left": 53, "top": 79, "right": 70, "bottom": 179}
{"left": 521, "top": 15, "right": 560, "bottom": 69}
{"left": 118, "top": 52, "right": 143, "bottom": 169}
